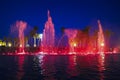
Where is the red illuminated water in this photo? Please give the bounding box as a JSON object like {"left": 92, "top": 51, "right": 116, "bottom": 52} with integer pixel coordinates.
{"left": 98, "top": 20, "right": 105, "bottom": 53}
{"left": 64, "top": 29, "right": 78, "bottom": 52}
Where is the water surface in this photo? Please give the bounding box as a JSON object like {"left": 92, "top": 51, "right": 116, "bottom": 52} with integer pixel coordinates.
{"left": 0, "top": 54, "right": 120, "bottom": 80}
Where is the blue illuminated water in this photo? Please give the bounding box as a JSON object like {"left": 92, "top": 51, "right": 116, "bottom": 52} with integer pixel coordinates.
{"left": 0, "top": 54, "right": 120, "bottom": 80}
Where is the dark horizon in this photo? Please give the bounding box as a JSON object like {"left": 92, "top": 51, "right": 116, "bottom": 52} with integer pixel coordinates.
{"left": 0, "top": 0, "right": 120, "bottom": 47}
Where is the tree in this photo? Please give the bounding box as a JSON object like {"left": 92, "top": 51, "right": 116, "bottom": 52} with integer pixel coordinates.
{"left": 61, "top": 26, "right": 65, "bottom": 35}
{"left": 91, "top": 30, "right": 98, "bottom": 49}
{"left": 30, "top": 26, "right": 38, "bottom": 37}
{"left": 81, "top": 26, "right": 91, "bottom": 49}
{"left": 29, "top": 26, "right": 39, "bottom": 47}
{"left": 24, "top": 36, "right": 29, "bottom": 47}
{"left": 104, "top": 29, "right": 113, "bottom": 50}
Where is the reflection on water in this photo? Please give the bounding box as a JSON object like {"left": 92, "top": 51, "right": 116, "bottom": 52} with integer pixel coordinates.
{"left": 67, "top": 55, "right": 78, "bottom": 77}
{"left": 39, "top": 55, "right": 56, "bottom": 80}
{"left": 0, "top": 54, "right": 120, "bottom": 80}
{"left": 38, "top": 54, "right": 106, "bottom": 80}
{"left": 16, "top": 56, "right": 25, "bottom": 80}
{"left": 98, "top": 53, "right": 105, "bottom": 80}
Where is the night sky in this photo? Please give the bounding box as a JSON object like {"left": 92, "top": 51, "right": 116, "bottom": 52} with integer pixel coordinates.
{"left": 0, "top": 0, "right": 120, "bottom": 47}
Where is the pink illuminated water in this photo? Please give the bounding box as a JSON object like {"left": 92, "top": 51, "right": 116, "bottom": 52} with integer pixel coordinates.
{"left": 15, "top": 21, "right": 27, "bottom": 53}
{"left": 8, "top": 12, "right": 107, "bottom": 55}
{"left": 42, "top": 10, "right": 55, "bottom": 51}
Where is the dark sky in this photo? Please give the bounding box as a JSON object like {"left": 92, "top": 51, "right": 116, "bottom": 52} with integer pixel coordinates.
{"left": 0, "top": 0, "right": 120, "bottom": 46}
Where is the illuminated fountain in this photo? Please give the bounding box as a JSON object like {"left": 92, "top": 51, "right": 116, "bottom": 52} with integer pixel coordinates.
{"left": 64, "top": 29, "right": 78, "bottom": 53}
{"left": 41, "top": 10, "right": 55, "bottom": 52}
{"left": 97, "top": 20, "right": 105, "bottom": 53}
{"left": 13, "top": 21, "right": 27, "bottom": 54}
{"left": 63, "top": 20, "right": 105, "bottom": 54}
{"left": 8, "top": 11, "right": 106, "bottom": 55}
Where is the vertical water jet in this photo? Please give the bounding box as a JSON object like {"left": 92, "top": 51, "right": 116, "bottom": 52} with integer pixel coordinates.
{"left": 42, "top": 10, "right": 55, "bottom": 52}
{"left": 97, "top": 20, "right": 105, "bottom": 53}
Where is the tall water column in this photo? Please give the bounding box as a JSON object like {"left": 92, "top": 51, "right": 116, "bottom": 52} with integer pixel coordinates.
{"left": 42, "top": 10, "right": 55, "bottom": 51}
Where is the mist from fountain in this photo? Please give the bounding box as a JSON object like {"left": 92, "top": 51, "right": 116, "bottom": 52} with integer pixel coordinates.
{"left": 64, "top": 29, "right": 78, "bottom": 53}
